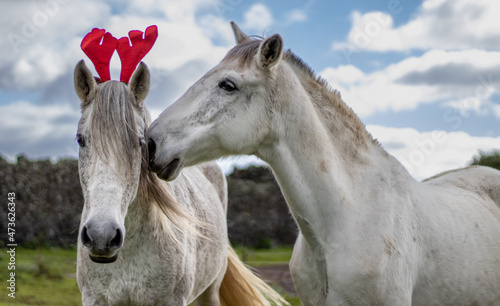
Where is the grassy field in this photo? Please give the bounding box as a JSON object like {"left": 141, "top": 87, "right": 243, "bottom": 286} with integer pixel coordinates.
{"left": 0, "top": 247, "right": 81, "bottom": 306}
{"left": 233, "top": 246, "right": 293, "bottom": 266}
{"left": 0, "top": 246, "right": 299, "bottom": 306}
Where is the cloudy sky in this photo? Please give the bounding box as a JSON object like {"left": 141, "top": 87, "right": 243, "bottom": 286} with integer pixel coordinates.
{"left": 1, "top": 0, "right": 499, "bottom": 180}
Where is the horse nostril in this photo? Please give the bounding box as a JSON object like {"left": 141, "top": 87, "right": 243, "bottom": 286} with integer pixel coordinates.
{"left": 109, "top": 228, "right": 123, "bottom": 250}
{"left": 148, "top": 138, "right": 156, "bottom": 162}
{"left": 81, "top": 225, "right": 93, "bottom": 248}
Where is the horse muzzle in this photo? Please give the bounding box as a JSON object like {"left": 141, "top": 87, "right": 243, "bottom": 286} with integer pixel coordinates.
{"left": 156, "top": 157, "right": 183, "bottom": 181}
{"left": 81, "top": 219, "right": 124, "bottom": 264}
{"left": 147, "top": 137, "right": 184, "bottom": 181}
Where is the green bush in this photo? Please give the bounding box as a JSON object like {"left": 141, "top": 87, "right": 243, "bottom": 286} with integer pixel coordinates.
{"left": 470, "top": 150, "right": 500, "bottom": 170}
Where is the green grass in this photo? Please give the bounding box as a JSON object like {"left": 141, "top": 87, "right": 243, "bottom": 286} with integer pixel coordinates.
{"left": 0, "top": 246, "right": 299, "bottom": 305}
{"left": 233, "top": 246, "right": 301, "bottom": 306}
{"left": 0, "top": 247, "right": 80, "bottom": 306}
{"left": 233, "top": 245, "right": 293, "bottom": 266}
{"left": 282, "top": 294, "right": 302, "bottom": 306}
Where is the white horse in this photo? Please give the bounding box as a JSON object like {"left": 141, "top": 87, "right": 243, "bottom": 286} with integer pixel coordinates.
{"left": 147, "top": 22, "right": 500, "bottom": 305}
{"left": 74, "top": 59, "right": 287, "bottom": 306}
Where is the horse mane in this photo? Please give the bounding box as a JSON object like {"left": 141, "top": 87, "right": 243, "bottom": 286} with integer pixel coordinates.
{"left": 223, "top": 38, "right": 377, "bottom": 148}
{"left": 90, "top": 81, "right": 138, "bottom": 177}
{"left": 88, "top": 81, "right": 197, "bottom": 240}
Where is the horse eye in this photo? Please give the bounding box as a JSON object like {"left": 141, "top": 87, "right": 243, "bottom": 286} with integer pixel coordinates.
{"left": 218, "top": 79, "right": 237, "bottom": 92}
{"left": 76, "top": 134, "right": 85, "bottom": 147}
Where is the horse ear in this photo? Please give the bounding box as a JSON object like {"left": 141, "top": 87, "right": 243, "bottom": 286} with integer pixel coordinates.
{"left": 74, "top": 60, "right": 96, "bottom": 107}
{"left": 258, "top": 34, "right": 283, "bottom": 70}
{"left": 230, "top": 21, "right": 250, "bottom": 45}
{"left": 129, "top": 61, "right": 150, "bottom": 105}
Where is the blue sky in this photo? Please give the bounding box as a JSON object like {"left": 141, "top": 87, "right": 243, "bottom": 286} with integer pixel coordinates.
{"left": 1, "top": 0, "right": 499, "bottom": 180}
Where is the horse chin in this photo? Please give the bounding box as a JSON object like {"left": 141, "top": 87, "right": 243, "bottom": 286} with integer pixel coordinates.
{"left": 89, "top": 252, "right": 119, "bottom": 264}
{"left": 157, "top": 158, "right": 183, "bottom": 181}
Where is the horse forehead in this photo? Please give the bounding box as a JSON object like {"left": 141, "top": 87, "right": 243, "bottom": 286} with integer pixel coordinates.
{"left": 202, "top": 60, "right": 257, "bottom": 82}
{"left": 83, "top": 157, "right": 139, "bottom": 191}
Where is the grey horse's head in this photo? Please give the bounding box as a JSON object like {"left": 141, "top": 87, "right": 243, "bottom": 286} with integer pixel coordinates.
{"left": 74, "top": 60, "right": 150, "bottom": 263}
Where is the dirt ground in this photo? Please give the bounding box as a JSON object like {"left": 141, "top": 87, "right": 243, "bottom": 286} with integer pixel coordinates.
{"left": 255, "top": 264, "right": 296, "bottom": 295}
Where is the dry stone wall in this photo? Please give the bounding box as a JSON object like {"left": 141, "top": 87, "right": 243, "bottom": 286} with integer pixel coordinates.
{"left": 0, "top": 156, "right": 297, "bottom": 248}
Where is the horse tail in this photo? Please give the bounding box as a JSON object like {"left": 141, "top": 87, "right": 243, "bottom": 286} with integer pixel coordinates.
{"left": 219, "top": 246, "right": 290, "bottom": 306}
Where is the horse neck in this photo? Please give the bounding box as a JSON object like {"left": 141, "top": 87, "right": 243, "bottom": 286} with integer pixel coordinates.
{"left": 124, "top": 170, "right": 166, "bottom": 244}
{"left": 124, "top": 191, "right": 153, "bottom": 240}
{"left": 258, "top": 64, "right": 414, "bottom": 250}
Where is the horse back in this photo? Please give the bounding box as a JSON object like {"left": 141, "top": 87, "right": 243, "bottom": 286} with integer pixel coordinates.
{"left": 423, "top": 165, "right": 500, "bottom": 208}
{"left": 197, "top": 162, "right": 228, "bottom": 212}
{"left": 169, "top": 164, "right": 229, "bottom": 302}
{"left": 413, "top": 166, "right": 500, "bottom": 304}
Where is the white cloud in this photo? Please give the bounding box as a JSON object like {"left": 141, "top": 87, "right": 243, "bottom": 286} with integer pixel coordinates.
{"left": 1, "top": 101, "right": 77, "bottom": 138}
{"left": 333, "top": 0, "right": 500, "bottom": 52}
{"left": 321, "top": 65, "right": 364, "bottom": 85}
{"left": 367, "top": 125, "right": 500, "bottom": 180}
{"left": 444, "top": 98, "right": 487, "bottom": 117}
{"left": 0, "top": 0, "right": 233, "bottom": 91}
{"left": 198, "top": 13, "right": 237, "bottom": 46}
{"left": 492, "top": 103, "right": 500, "bottom": 119}
{"left": 0, "top": 101, "right": 80, "bottom": 161}
{"left": 242, "top": 3, "right": 274, "bottom": 33}
{"left": 320, "top": 49, "right": 500, "bottom": 118}
{"left": 126, "top": 0, "right": 214, "bottom": 22}
{"left": 146, "top": 59, "right": 214, "bottom": 118}
{"left": 284, "top": 9, "right": 307, "bottom": 25}
{"left": 1, "top": 0, "right": 111, "bottom": 89}
{"left": 0, "top": 0, "right": 239, "bottom": 161}
{"left": 216, "top": 155, "right": 268, "bottom": 175}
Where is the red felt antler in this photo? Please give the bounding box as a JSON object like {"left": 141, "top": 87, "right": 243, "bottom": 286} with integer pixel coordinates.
{"left": 81, "top": 28, "right": 118, "bottom": 82}
{"left": 117, "top": 25, "right": 158, "bottom": 84}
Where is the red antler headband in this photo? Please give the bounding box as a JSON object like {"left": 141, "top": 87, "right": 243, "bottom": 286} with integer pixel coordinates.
{"left": 80, "top": 25, "right": 158, "bottom": 84}
{"left": 80, "top": 29, "right": 118, "bottom": 82}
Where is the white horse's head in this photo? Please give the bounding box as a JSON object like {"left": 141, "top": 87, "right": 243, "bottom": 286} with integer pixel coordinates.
{"left": 148, "top": 22, "right": 285, "bottom": 180}
{"left": 75, "top": 60, "right": 150, "bottom": 263}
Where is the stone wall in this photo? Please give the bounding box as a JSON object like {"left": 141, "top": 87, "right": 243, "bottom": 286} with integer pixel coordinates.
{"left": 227, "top": 167, "right": 297, "bottom": 247}
{"left": 0, "top": 155, "right": 297, "bottom": 248}
{"left": 0, "top": 156, "right": 83, "bottom": 248}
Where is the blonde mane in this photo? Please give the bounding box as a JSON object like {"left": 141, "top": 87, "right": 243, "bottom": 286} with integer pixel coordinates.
{"left": 89, "top": 81, "right": 138, "bottom": 178}
{"left": 282, "top": 50, "right": 374, "bottom": 148}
